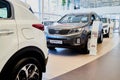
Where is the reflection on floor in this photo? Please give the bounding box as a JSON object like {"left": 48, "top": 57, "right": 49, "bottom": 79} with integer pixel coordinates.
{"left": 43, "top": 33, "right": 120, "bottom": 80}
{"left": 51, "top": 35, "right": 120, "bottom": 80}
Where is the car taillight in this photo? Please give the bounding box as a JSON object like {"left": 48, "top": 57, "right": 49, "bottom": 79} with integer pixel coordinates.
{"left": 32, "top": 24, "right": 44, "bottom": 31}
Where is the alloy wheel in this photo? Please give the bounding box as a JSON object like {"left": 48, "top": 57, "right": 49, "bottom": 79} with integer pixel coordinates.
{"left": 15, "top": 64, "right": 39, "bottom": 80}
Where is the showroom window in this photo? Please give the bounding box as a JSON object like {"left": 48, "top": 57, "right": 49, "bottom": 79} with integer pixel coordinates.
{"left": 0, "top": 1, "right": 11, "bottom": 18}
{"left": 80, "top": 0, "right": 120, "bottom": 8}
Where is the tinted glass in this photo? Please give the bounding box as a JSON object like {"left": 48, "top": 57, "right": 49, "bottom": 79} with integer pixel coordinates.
{"left": 58, "top": 14, "right": 89, "bottom": 23}
{"left": 0, "top": 1, "right": 11, "bottom": 18}
{"left": 101, "top": 18, "right": 107, "bottom": 23}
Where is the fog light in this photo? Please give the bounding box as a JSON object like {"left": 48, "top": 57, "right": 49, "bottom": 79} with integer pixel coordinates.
{"left": 76, "top": 38, "right": 80, "bottom": 44}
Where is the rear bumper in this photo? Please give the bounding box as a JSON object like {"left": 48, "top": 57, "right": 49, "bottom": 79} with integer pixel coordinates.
{"left": 103, "top": 27, "right": 109, "bottom": 35}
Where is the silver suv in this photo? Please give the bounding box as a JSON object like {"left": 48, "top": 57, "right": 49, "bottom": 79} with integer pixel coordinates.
{"left": 46, "top": 12, "right": 103, "bottom": 52}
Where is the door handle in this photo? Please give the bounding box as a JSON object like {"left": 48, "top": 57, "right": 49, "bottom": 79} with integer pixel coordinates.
{"left": 0, "top": 29, "right": 14, "bottom": 36}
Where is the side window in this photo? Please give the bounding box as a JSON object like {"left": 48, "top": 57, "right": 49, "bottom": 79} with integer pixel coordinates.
{"left": 95, "top": 15, "right": 100, "bottom": 21}
{"left": 0, "top": 1, "right": 11, "bottom": 18}
{"left": 29, "top": 7, "right": 34, "bottom": 13}
{"left": 91, "top": 14, "right": 100, "bottom": 21}
{"left": 91, "top": 15, "right": 95, "bottom": 21}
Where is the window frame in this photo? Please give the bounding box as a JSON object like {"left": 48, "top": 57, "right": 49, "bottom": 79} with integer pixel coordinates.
{"left": 0, "top": 0, "right": 14, "bottom": 20}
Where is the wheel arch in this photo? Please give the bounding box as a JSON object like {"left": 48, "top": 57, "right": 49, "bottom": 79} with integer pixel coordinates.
{"left": 1, "top": 46, "right": 46, "bottom": 76}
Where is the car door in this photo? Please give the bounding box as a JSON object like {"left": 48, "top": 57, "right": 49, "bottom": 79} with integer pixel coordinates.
{"left": 0, "top": 0, "right": 18, "bottom": 69}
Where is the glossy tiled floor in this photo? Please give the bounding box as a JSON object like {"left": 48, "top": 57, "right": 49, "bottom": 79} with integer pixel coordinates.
{"left": 43, "top": 33, "right": 120, "bottom": 80}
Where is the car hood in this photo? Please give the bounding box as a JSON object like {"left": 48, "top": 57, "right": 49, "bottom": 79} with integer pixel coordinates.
{"left": 48, "top": 23, "right": 87, "bottom": 29}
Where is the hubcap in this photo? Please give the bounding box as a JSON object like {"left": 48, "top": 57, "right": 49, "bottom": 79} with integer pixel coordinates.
{"left": 15, "top": 64, "right": 39, "bottom": 80}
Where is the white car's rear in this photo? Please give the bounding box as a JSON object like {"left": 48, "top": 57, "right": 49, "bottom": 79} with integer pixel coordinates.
{"left": 101, "top": 18, "right": 111, "bottom": 37}
{"left": 0, "top": 0, "right": 48, "bottom": 80}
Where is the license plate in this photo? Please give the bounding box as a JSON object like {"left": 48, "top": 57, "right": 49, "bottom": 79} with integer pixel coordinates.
{"left": 50, "top": 40, "right": 63, "bottom": 44}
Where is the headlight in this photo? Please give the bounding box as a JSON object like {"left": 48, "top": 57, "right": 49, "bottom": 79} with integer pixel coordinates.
{"left": 68, "top": 28, "right": 83, "bottom": 34}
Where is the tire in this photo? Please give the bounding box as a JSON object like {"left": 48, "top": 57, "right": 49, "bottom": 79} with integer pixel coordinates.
{"left": 1, "top": 57, "right": 42, "bottom": 80}
{"left": 82, "top": 37, "right": 90, "bottom": 54}
{"left": 106, "top": 28, "right": 110, "bottom": 38}
{"left": 98, "top": 32, "right": 103, "bottom": 44}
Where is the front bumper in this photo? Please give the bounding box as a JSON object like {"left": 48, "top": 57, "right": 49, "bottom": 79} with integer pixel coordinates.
{"left": 46, "top": 34, "right": 87, "bottom": 49}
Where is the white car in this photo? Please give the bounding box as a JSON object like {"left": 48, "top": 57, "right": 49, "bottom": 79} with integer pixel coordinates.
{"left": 101, "top": 18, "right": 111, "bottom": 37}
{"left": 0, "top": 0, "right": 48, "bottom": 80}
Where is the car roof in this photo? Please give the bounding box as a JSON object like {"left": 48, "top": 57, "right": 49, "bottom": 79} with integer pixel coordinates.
{"left": 65, "top": 12, "right": 96, "bottom": 15}
{"left": 8, "top": 0, "right": 30, "bottom": 9}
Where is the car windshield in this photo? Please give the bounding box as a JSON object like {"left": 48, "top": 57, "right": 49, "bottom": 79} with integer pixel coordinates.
{"left": 58, "top": 14, "right": 89, "bottom": 23}
{"left": 101, "top": 18, "right": 107, "bottom": 23}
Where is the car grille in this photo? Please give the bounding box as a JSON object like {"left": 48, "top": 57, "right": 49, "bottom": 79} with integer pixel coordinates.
{"left": 49, "top": 29, "right": 70, "bottom": 35}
